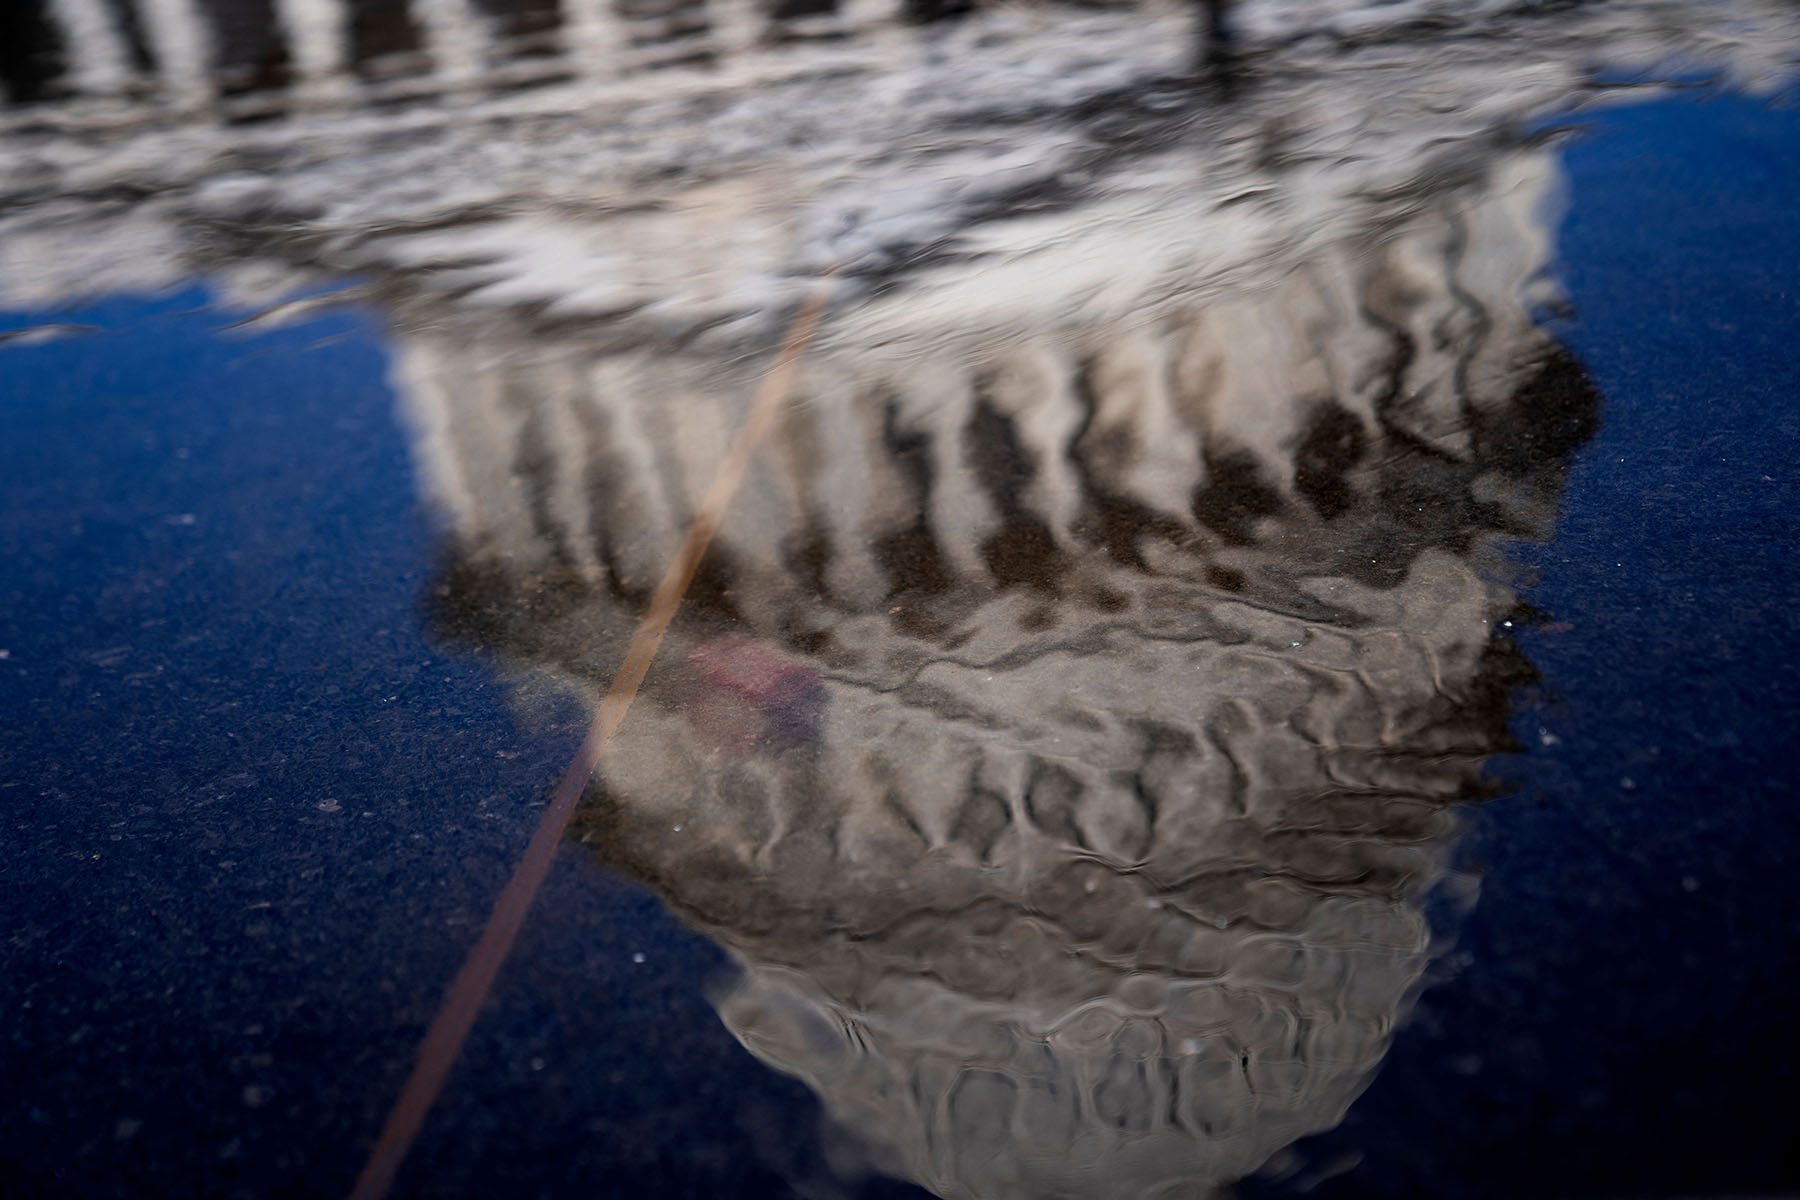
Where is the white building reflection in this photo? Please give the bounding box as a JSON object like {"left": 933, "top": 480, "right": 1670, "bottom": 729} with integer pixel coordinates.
{"left": 1, "top": 1, "right": 1796, "bottom": 1196}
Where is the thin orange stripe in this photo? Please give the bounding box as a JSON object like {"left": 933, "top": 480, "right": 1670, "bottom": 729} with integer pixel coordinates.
{"left": 348, "top": 274, "right": 838, "bottom": 1200}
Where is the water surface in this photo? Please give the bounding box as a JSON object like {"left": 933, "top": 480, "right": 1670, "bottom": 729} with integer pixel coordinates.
{"left": 2, "top": 3, "right": 1798, "bottom": 1197}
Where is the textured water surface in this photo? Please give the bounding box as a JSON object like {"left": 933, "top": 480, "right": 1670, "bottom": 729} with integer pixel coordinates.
{"left": 2, "top": 2, "right": 1798, "bottom": 1197}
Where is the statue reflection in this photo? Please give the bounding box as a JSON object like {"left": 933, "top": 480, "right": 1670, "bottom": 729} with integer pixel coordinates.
{"left": 397, "top": 132, "right": 1594, "bottom": 1198}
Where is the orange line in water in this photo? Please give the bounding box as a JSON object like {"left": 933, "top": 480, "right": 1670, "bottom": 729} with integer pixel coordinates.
{"left": 348, "top": 276, "right": 837, "bottom": 1200}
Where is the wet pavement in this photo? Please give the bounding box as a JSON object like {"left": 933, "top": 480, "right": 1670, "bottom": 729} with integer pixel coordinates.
{"left": 2, "top": 2, "right": 1799, "bottom": 1198}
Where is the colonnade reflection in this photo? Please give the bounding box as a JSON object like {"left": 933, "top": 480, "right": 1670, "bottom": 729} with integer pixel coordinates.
{"left": 1, "top": 0, "right": 927, "bottom": 109}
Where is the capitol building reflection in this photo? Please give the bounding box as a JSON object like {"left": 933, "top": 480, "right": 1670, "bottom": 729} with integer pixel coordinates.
{"left": 4, "top": 0, "right": 1796, "bottom": 1193}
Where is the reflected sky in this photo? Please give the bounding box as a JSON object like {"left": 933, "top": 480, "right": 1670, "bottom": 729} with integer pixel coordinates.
{"left": 2, "top": 2, "right": 1799, "bottom": 1198}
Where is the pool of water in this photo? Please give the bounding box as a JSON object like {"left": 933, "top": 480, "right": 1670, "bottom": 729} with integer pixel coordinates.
{"left": 2, "top": 4, "right": 1797, "bottom": 1198}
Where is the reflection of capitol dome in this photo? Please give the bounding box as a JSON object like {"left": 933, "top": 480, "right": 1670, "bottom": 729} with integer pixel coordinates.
{"left": 402, "top": 139, "right": 1591, "bottom": 1197}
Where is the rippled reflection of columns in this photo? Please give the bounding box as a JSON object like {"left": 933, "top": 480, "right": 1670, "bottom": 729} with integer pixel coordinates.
{"left": 710, "top": 0, "right": 770, "bottom": 58}
{"left": 45, "top": 0, "right": 135, "bottom": 97}
{"left": 10, "top": 0, "right": 1795, "bottom": 123}
{"left": 137, "top": 0, "right": 215, "bottom": 108}
{"left": 560, "top": 0, "right": 628, "bottom": 79}
{"left": 274, "top": 0, "right": 352, "bottom": 102}
{"left": 413, "top": 0, "right": 490, "bottom": 86}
